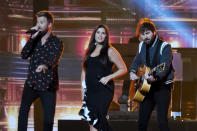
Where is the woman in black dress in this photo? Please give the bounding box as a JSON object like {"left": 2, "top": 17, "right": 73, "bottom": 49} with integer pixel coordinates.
{"left": 79, "top": 25, "right": 127, "bottom": 131}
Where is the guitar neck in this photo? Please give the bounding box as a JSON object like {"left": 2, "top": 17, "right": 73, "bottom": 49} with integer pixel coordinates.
{"left": 148, "top": 67, "right": 156, "bottom": 75}
{"left": 147, "top": 63, "right": 164, "bottom": 75}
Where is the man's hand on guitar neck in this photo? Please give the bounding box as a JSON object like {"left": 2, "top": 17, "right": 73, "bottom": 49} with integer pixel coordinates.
{"left": 130, "top": 72, "right": 139, "bottom": 81}
{"left": 145, "top": 73, "right": 156, "bottom": 83}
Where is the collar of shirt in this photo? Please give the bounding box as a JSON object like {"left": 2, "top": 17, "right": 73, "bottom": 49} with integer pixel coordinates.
{"left": 151, "top": 35, "right": 159, "bottom": 47}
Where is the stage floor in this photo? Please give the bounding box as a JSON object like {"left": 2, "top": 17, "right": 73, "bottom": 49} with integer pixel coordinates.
{"left": 59, "top": 111, "right": 197, "bottom": 131}
{"left": 0, "top": 77, "right": 123, "bottom": 131}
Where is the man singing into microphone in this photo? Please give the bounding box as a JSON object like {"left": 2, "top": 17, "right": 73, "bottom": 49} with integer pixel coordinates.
{"left": 18, "top": 10, "right": 64, "bottom": 131}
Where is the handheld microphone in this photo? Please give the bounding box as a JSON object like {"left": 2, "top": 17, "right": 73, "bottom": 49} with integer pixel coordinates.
{"left": 25, "top": 29, "right": 38, "bottom": 34}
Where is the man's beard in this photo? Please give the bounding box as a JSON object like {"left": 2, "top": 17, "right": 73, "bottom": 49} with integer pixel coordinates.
{"left": 144, "top": 39, "right": 151, "bottom": 44}
{"left": 144, "top": 36, "right": 155, "bottom": 45}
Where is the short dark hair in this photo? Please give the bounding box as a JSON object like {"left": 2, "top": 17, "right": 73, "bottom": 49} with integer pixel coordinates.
{"left": 139, "top": 22, "right": 156, "bottom": 34}
{"left": 36, "top": 10, "right": 54, "bottom": 24}
{"left": 136, "top": 18, "right": 156, "bottom": 37}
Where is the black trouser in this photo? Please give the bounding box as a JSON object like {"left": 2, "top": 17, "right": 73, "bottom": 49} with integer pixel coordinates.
{"left": 18, "top": 85, "right": 56, "bottom": 131}
{"left": 138, "top": 84, "right": 172, "bottom": 131}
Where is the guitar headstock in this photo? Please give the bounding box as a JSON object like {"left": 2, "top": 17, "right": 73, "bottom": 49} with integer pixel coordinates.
{"left": 155, "top": 63, "right": 165, "bottom": 72}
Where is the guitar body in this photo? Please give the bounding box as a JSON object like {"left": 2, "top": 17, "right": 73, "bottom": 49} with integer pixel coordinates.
{"left": 130, "top": 63, "right": 165, "bottom": 111}
{"left": 134, "top": 63, "right": 165, "bottom": 102}
{"left": 140, "top": 67, "right": 151, "bottom": 93}
{"left": 129, "top": 66, "right": 147, "bottom": 111}
{"left": 133, "top": 66, "right": 151, "bottom": 102}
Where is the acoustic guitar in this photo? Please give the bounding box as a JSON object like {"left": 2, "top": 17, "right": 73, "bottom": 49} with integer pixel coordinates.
{"left": 130, "top": 63, "right": 165, "bottom": 103}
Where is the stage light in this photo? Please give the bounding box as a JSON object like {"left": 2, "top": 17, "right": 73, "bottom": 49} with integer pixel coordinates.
{"left": 130, "top": 0, "right": 193, "bottom": 47}
{"left": 170, "top": 40, "right": 180, "bottom": 48}
{"left": 2, "top": 28, "right": 6, "bottom": 31}
{"left": 20, "top": 37, "right": 27, "bottom": 48}
{"left": 171, "top": 111, "right": 181, "bottom": 120}
{"left": 8, "top": 14, "right": 32, "bottom": 20}
{"left": 75, "top": 37, "right": 90, "bottom": 57}
{"left": 8, "top": 115, "right": 17, "bottom": 128}
{"left": 6, "top": 107, "right": 18, "bottom": 129}
{"left": 57, "top": 106, "right": 81, "bottom": 120}
{"left": 84, "top": 40, "right": 89, "bottom": 51}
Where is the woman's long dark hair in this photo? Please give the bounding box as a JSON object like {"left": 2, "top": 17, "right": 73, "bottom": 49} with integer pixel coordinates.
{"left": 82, "top": 24, "right": 111, "bottom": 69}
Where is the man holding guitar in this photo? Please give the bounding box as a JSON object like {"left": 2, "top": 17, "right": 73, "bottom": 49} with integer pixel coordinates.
{"left": 130, "top": 18, "right": 174, "bottom": 131}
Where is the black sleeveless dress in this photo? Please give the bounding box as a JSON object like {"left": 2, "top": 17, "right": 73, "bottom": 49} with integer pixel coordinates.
{"left": 79, "top": 56, "right": 114, "bottom": 131}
